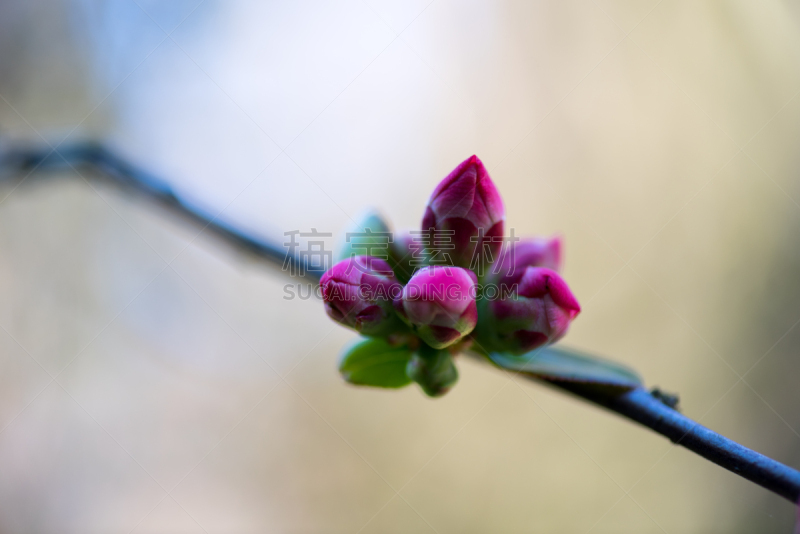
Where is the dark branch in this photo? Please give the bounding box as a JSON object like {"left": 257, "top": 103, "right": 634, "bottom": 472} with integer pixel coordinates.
{"left": 552, "top": 382, "right": 800, "bottom": 503}
{"left": 0, "top": 142, "right": 322, "bottom": 279}
{"left": 2, "top": 141, "right": 799, "bottom": 504}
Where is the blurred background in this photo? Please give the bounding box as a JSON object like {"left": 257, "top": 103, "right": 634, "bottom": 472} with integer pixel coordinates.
{"left": 0, "top": 0, "right": 799, "bottom": 532}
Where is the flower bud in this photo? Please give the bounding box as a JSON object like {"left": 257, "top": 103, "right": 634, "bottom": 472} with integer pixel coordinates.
{"left": 397, "top": 266, "right": 478, "bottom": 349}
{"left": 479, "top": 267, "right": 580, "bottom": 354}
{"left": 492, "top": 236, "right": 562, "bottom": 280}
{"left": 320, "top": 256, "right": 406, "bottom": 337}
{"left": 422, "top": 155, "right": 505, "bottom": 270}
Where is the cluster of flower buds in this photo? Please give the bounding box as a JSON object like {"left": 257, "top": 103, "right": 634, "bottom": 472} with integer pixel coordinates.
{"left": 321, "top": 155, "right": 581, "bottom": 396}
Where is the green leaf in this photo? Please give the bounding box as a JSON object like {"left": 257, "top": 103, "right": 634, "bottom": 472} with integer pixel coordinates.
{"left": 339, "top": 337, "right": 413, "bottom": 389}
{"left": 488, "top": 345, "right": 642, "bottom": 391}
{"left": 337, "top": 211, "right": 392, "bottom": 261}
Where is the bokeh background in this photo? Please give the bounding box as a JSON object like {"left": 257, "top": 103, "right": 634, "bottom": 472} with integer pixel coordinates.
{"left": 1, "top": 0, "right": 800, "bottom": 532}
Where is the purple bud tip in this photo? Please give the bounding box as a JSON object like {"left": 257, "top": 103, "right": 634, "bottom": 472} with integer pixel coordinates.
{"left": 497, "top": 236, "right": 563, "bottom": 276}
{"left": 516, "top": 267, "right": 581, "bottom": 316}
{"left": 422, "top": 156, "right": 505, "bottom": 269}
{"left": 424, "top": 155, "right": 504, "bottom": 227}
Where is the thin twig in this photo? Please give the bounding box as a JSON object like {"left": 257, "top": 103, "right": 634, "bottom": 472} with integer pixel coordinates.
{"left": 2, "top": 141, "right": 799, "bottom": 504}
{"left": 0, "top": 142, "right": 320, "bottom": 278}
{"left": 543, "top": 380, "right": 800, "bottom": 503}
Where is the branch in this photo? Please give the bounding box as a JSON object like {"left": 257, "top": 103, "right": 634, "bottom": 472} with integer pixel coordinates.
{"left": 546, "top": 381, "right": 800, "bottom": 503}
{"left": 0, "top": 142, "right": 321, "bottom": 278}
{"left": 2, "top": 141, "right": 799, "bottom": 504}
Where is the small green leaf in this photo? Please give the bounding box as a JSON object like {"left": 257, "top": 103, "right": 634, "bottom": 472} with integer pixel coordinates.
{"left": 488, "top": 345, "right": 642, "bottom": 391}
{"left": 339, "top": 337, "right": 413, "bottom": 389}
{"left": 337, "top": 211, "right": 392, "bottom": 261}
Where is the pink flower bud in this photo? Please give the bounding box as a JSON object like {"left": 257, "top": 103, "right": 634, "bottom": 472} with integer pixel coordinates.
{"left": 422, "top": 155, "right": 505, "bottom": 269}
{"left": 397, "top": 266, "right": 478, "bottom": 349}
{"left": 494, "top": 236, "right": 562, "bottom": 278}
{"left": 481, "top": 267, "right": 580, "bottom": 354}
{"left": 321, "top": 256, "right": 406, "bottom": 337}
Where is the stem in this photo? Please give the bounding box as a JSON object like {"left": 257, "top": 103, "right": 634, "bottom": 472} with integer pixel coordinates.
{"left": 3, "top": 141, "right": 800, "bottom": 504}
{"left": 0, "top": 142, "right": 320, "bottom": 278}
{"left": 549, "top": 382, "right": 800, "bottom": 503}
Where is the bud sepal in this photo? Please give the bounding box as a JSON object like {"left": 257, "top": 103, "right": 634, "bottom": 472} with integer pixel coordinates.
{"left": 406, "top": 343, "right": 459, "bottom": 397}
